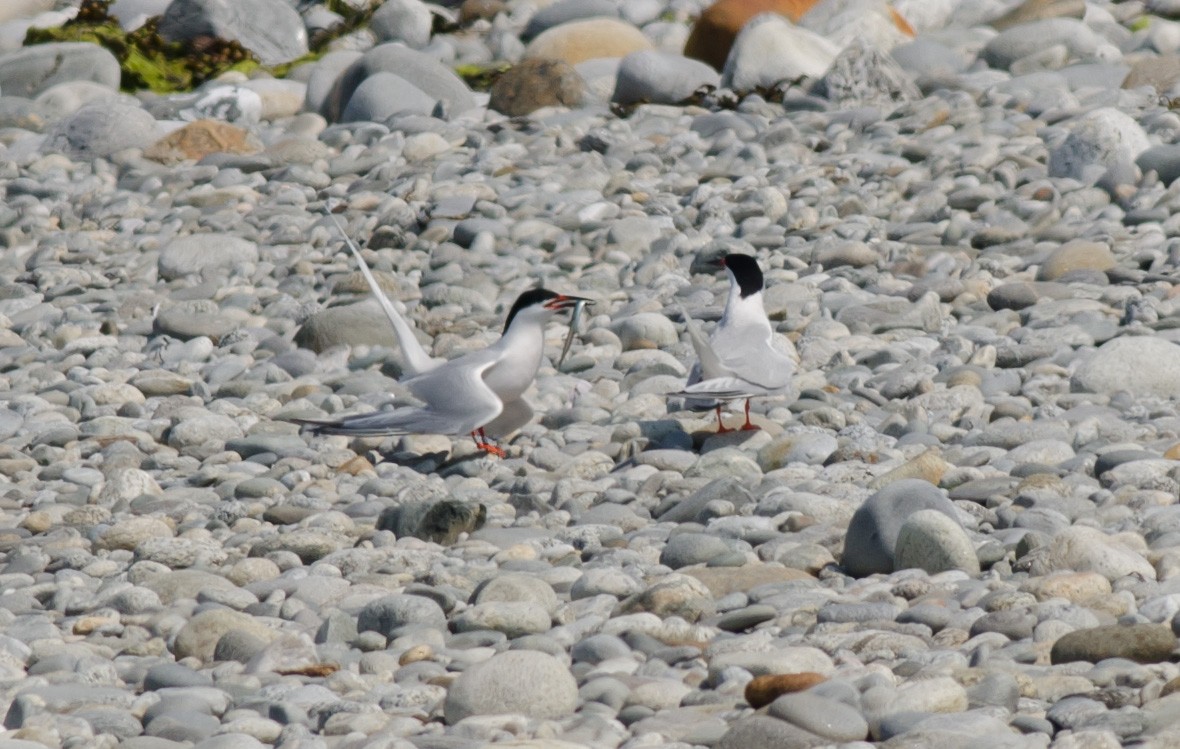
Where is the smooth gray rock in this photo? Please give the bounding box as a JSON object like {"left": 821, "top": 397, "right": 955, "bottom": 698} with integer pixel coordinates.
{"left": 980, "top": 18, "right": 1101, "bottom": 70}
{"left": 894, "top": 509, "right": 981, "bottom": 575}
{"left": 0, "top": 42, "right": 120, "bottom": 98}
{"left": 716, "top": 715, "right": 827, "bottom": 749}
{"left": 522, "top": 0, "right": 618, "bottom": 40}
{"left": 158, "top": 234, "right": 259, "bottom": 280}
{"left": 889, "top": 38, "right": 969, "bottom": 78}
{"left": 444, "top": 650, "right": 578, "bottom": 723}
{"left": 1138, "top": 143, "right": 1180, "bottom": 185}
{"left": 341, "top": 71, "right": 437, "bottom": 122}
{"left": 451, "top": 601, "right": 551, "bottom": 638}
{"left": 294, "top": 299, "right": 403, "bottom": 352}
{"left": 1071, "top": 337, "right": 1180, "bottom": 398}
{"left": 33, "top": 80, "right": 122, "bottom": 118}
{"left": 842, "top": 479, "right": 962, "bottom": 577}
{"left": 659, "top": 532, "right": 733, "bottom": 569}
{"left": 357, "top": 594, "right": 446, "bottom": 637}
{"left": 370, "top": 0, "right": 433, "bottom": 48}
{"left": 158, "top": 0, "right": 308, "bottom": 65}
{"left": 769, "top": 692, "right": 869, "bottom": 741}
{"left": 327, "top": 43, "right": 476, "bottom": 122}
{"left": 44, "top": 100, "right": 162, "bottom": 159}
{"left": 612, "top": 49, "right": 719, "bottom": 105}
{"left": 472, "top": 573, "right": 558, "bottom": 613}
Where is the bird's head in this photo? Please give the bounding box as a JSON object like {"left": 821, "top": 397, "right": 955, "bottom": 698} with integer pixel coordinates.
{"left": 503, "top": 289, "right": 592, "bottom": 332}
{"left": 711, "top": 253, "right": 764, "bottom": 299}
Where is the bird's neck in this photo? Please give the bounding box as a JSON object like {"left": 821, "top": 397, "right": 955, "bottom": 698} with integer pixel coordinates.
{"left": 485, "top": 315, "right": 547, "bottom": 399}
{"left": 722, "top": 289, "right": 767, "bottom": 328}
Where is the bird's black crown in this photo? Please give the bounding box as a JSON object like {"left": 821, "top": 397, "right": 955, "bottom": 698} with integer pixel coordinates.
{"left": 503, "top": 288, "right": 560, "bottom": 332}
{"left": 723, "top": 254, "right": 764, "bottom": 298}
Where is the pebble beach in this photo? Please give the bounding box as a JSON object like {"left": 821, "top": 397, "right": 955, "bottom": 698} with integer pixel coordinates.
{"left": 5, "top": 0, "right": 1180, "bottom": 747}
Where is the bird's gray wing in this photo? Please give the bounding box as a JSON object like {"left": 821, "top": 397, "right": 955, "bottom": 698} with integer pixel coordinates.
{"left": 481, "top": 398, "right": 534, "bottom": 438}
{"left": 296, "top": 355, "right": 502, "bottom": 437}
{"left": 328, "top": 212, "right": 442, "bottom": 377}
{"left": 709, "top": 323, "right": 796, "bottom": 393}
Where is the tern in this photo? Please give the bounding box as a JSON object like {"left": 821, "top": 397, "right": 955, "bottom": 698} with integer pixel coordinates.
{"left": 293, "top": 216, "right": 590, "bottom": 456}
{"left": 670, "top": 253, "right": 796, "bottom": 432}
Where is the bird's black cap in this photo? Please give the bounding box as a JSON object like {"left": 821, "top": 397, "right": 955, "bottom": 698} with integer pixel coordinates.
{"left": 721, "top": 254, "right": 764, "bottom": 299}
{"left": 503, "top": 289, "right": 560, "bottom": 332}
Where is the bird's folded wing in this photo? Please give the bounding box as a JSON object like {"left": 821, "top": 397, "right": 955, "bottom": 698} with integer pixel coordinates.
{"left": 402, "top": 356, "right": 504, "bottom": 434}
{"left": 679, "top": 304, "right": 728, "bottom": 381}
{"left": 710, "top": 326, "right": 795, "bottom": 392}
{"left": 329, "top": 213, "right": 442, "bottom": 377}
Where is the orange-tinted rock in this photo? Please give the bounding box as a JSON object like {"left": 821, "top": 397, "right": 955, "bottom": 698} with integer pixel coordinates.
{"left": 1162, "top": 676, "right": 1180, "bottom": 698}
{"left": 685, "top": 0, "right": 819, "bottom": 70}
{"left": 459, "top": 0, "right": 505, "bottom": 25}
{"left": 523, "top": 18, "right": 652, "bottom": 65}
{"left": 144, "top": 119, "right": 260, "bottom": 164}
{"left": 744, "top": 672, "right": 827, "bottom": 708}
{"left": 686, "top": 0, "right": 915, "bottom": 71}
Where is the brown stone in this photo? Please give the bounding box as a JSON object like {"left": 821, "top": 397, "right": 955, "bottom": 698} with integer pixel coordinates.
{"left": 144, "top": 119, "right": 261, "bottom": 164}
{"left": 337, "top": 455, "right": 375, "bottom": 476}
{"left": 683, "top": 563, "right": 813, "bottom": 598}
{"left": 1124, "top": 55, "right": 1180, "bottom": 94}
{"left": 489, "top": 58, "right": 586, "bottom": 116}
{"left": 868, "top": 447, "right": 949, "bottom": 490}
{"left": 1036, "top": 240, "right": 1115, "bottom": 281}
{"left": 1050, "top": 624, "right": 1176, "bottom": 665}
{"left": 744, "top": 672, "right": 827, "bottom": 708}
{"left": 991, "top": 0, "right": 1085, "bottom": 31}
{"left": 1162, "top": 676, "right": 1180, "bottom": 698}
{"left": 459, "top": 0, "right": 505, "bottom": 24}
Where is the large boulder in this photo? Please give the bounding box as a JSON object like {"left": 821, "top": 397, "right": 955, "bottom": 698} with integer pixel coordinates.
{"left": 159, "top": 0, "right": 308, "bottom": 65}
{"left": 325, "top": 43, "right": 476, "bottom": 123}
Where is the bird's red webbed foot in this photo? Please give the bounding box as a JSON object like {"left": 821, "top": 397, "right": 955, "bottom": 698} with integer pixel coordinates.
{"left": 714, "top": 405, "right": 732, "bottom": 433}
{"left": 739, "top": 400, "right": 760, "bottom": 431}
{"left": 470, "top": 429, "right": 506, "bottom": 458}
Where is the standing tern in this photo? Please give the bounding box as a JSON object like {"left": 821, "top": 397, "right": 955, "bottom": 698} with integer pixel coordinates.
{"left": 670, "top": 253, "right": 796, "bottom": 432}
{"left": 294, "top": 216, "right": 590, "bottom": 456}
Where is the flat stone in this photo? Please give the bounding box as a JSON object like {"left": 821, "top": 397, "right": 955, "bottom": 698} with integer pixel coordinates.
{"left": 1051, "top": 624, "right": 1176, "bottom": 664}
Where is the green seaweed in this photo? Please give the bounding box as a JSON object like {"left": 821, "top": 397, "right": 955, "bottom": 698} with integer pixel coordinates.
{"left": 23, "top": 0, "right": 373, "bottom": 95}
{"left": 25, "top": 0, "right": 259, "bottom": 93}
{"left": 455, "top": 62, "right": 511, "bottom": 92}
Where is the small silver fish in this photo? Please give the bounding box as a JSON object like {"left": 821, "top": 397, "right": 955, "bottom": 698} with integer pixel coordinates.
{"left": 558, "top": 298, "right": 590, "bottom": 367}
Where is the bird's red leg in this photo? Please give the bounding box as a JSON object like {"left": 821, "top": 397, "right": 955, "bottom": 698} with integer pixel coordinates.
{"left": 471, "top": 431, "right": 482, "bottom": 448}
{"left": 475, "top": 427, "right": 506, "bottom": 458}
{"left": 715, "top": 405, "right": 732, "bottom": 433}
{"left": 740, "top": 399, "right": 760, "bottom": 431}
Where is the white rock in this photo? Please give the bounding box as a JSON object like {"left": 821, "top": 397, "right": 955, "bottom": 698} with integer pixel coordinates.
{"left": 721, "top": 13, "right": 840, "bottom": 91}
{"left": 1027, "top": 526, "right": 1156, "bottom": 582}
{"left": 1049, "top": 107, "right": 1150, "bottom": 184}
